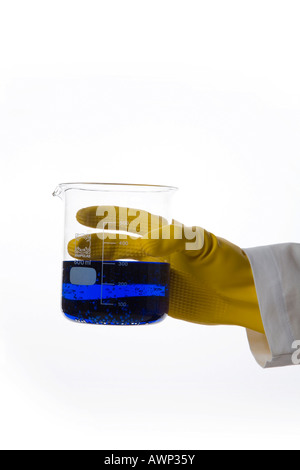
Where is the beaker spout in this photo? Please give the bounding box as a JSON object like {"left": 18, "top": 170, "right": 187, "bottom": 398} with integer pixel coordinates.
{"left": 52, "top": 185, "right": 63, "bottom": 199}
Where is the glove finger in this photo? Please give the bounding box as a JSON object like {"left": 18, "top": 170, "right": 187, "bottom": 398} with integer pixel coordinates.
{"left": 140, "top": 224, "right": 205, "bottom": 257}
{"left": 67, "top": 232, "right": 145, "bottom": 261}
{"left": 76, "top": 205, "right": 168, "bottom": 236}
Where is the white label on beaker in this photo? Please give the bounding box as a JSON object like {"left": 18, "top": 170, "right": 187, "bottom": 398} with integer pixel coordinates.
{"left": 70, "top": 267, "right": 97, "bottom": 286}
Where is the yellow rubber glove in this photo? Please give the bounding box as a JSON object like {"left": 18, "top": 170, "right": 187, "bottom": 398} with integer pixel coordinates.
{"left": 68, "top": 206, "right": 264, "bottom": 334}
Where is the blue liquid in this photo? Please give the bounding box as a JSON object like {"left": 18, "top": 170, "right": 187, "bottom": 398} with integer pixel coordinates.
{"left": 62, "top": 261, "right": 170, "bottom": 325}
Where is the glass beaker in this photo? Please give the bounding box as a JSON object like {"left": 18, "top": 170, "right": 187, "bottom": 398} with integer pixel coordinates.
{"left": 53, "top": 183, "right": 177, "bottom": 325}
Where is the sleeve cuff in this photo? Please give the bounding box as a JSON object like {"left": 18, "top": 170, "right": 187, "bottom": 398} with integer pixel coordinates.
{"left": 244, "top": 245, "right": 297, "bottom": 368}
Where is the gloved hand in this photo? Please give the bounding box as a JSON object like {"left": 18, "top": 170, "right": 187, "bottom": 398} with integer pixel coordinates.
{"left": 68, "top": 206, "right": 264, "bottom": 334}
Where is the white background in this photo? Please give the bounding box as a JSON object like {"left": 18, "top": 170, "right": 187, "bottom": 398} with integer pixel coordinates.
{"left": 1, "top": 0, "right": 300, "bottom": 450}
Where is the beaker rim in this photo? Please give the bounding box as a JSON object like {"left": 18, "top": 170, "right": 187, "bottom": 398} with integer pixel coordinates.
{"left": 53, "top": 182, "right": 178, "bottom": 195}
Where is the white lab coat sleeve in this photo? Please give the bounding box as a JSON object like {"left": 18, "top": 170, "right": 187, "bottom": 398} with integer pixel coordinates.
{"left": 244, "top": 243, "right": 300, "bottom": 368}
